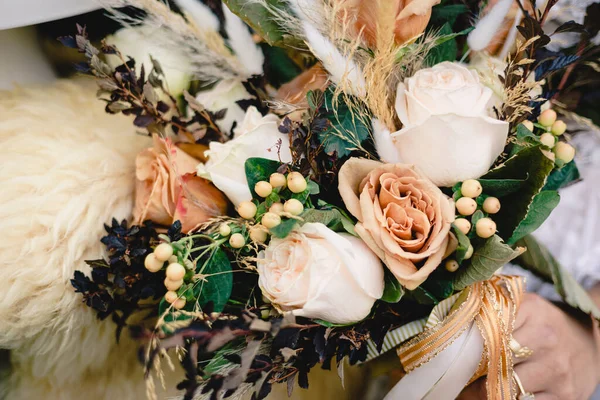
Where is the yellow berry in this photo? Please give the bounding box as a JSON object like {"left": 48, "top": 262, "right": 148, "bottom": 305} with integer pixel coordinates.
{"left": 482, "top": 197, "right": 501, "bottom": 214}
{"left": 287, "top": 172, "right": 307, "bottom": 193}
{"left": 269, "top": 173, "right": 287, "bottom": 188}
{"left": 254, "top": 181, "right": 273, "bottom": 198}
{"left": 461, "top": 179, "right": 482, "bottom": 198}
{"left": 538, "top": 109, "right": 557, "bottom": 127}
{"left": 261, "top": 212, "right": 281, "bottom": 229}
{"left": 237, "top": 201, "right": 257, "bottom": 219}
{"left": 551, "top": 120, "right": 567, "bottom": 136}
{"left": 174, "top": 298, "right": 186, "bottom": 310}
{"left": 283, "top": 199, "right": 304, "bottom": 216}
{"left": 164, "top": 278, "right": 183, "bottom": 291}
{"left": 454, "top": 218, "right": 471, "bottom": 235}
{"left": 456, "top": 197, "right": 477, "bottom": 216}
{"left": 165, "top": 291, "right": 178, "bottom": 304}
{"left": 166, "top": 263, "right": 186, "bottom": 281}
{"left": 154, "top": 243, "right": 174, "bottom": 262}
{"left": 249, "top": 226, "right": 268, "bottom": 243}
{"left": 464, "top": 245, "right": 474, "bottom": 260}
{"left": 144, "top": 253, "right": 164, "bottom": 273}
{"left": 554, "top": 142, "right": 575, "bottom": 164}
{"left": 445, "top": 259, "right": 459, "bottom": 272}
{"left": 229, "top": 233, "right": 246, "bottom": 249}
{"left": 219, "top": 223, "right": 231, "bottom": 237}
{"left": 539, "top": 132, "right": 555, "bottom": 148}
{"left": 475, "top": 218, "right": 496, "bottom": 239}
{"left": 269, "top": 203, "right": 284, "bottom": 214}
{"left": 522, "top": 120, "right": 534, "bottom": 131}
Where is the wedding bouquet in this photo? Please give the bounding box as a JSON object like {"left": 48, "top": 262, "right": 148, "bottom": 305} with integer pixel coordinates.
{"left": 64, "top": 0, "right": 600, "bottom": 399}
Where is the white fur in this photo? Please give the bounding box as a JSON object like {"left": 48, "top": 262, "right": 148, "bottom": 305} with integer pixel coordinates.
{"left": 467, "top": 0, "right": 513, "bottom": 52}
{"left": 175, "top": 0, "right": 220, "bottom": 32}
{"left": 0, "top": 79, "right": 181, "bottom": 399}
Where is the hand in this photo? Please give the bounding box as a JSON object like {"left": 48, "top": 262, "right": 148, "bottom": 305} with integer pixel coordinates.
{"left": 458, "top": 293, "right": 600, "bottom": 400}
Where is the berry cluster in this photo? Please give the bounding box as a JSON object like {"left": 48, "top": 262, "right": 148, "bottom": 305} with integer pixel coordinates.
{"left": 523, "top": 109, "right": 575, "bottom": 165}
{"left": 144, "top": 242, "right": 188, "bottom": 309}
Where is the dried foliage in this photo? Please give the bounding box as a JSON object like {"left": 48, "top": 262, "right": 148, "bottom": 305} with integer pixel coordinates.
{"left": 59, "top": 24, "right": 226, "bottom": 143}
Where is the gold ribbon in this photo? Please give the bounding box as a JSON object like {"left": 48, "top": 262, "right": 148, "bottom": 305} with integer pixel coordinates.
{"left": 397, "top": 275, "right": 525, "bottom": 400}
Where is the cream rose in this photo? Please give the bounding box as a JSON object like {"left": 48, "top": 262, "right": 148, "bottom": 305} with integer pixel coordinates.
{"left": 199, "top": 106, "right": 292, "bottom": 206}
{"left": 338, "top": 158, "right": 455, "bottom": 290}
{"left": 134, "top": 135, "right": 227, "bottom": 233}
{"left": 105, "top": 26, "right": 191, "bottom": 97}
{"left": 257, "top": 223, "right": 384, "bottom": 324}
{"left": 195, "top": 80, "right": 254, "bottom": 135}
{"left": 375, "top": 61, "right": 509, "bottom": 187}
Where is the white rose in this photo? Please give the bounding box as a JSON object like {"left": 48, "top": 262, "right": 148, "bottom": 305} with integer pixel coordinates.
{"left": 199, "top": 107, "right": 292, "bottom": 205}
{"left": 195, "top": 80, "right": 254, "bottom": 135}
{"left": 376, "top": 61, "right": 509, "bottom": 187}
{"left": 258, "top": 223, "right": 384, "bottom": 324}
{"left": 105, "top": 26, "right": 191, "bottom": 97}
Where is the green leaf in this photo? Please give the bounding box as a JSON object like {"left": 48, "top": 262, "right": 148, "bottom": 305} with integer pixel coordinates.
{"left": 508, "top": 190, "right": 560, "bottom": 245}
{"left": 515, "top": 235, "right": 600, "bottom": 321}
{"left": 222, "top": 0, "right": 290, "bottom": 46}
{"left": 544, "top": 161, "right": 580, "bottom": 191}
{"left": 478, "top": 178, "right": 526, "bottom": 197}
{"left": 261, "top": 45, "right": 302, "bottom": 87}
{"left": 453, "top": 235, "right": 525, "bottom": 290}
{"left": 318, "top": 89, "right": 371, "bottom": 157}
{"left": 299, "top": 208, "right": 343, "bottom": 230}
{"left": 245, "top": 157, "right": 282, "bottom": 199}
{"left": 452, "top": 224, "right": 471, "bottom": 263}
{"left": 381, "top": 270, "right": 405, "bottom": 303}
{"left": 195, "top": 248, "right": 233, "bottom": 312}
{"left": 430, "top": 4, "right": 469, "bottom": 26}
{"left": 426, "top": 23, "right": 458, "bottom": 65}
{"left": 510, "top": 124, "right": 541, "bottom": 156}
{"left": 406, "top": 286, "right": 439, "bottom": 305}
{"left": 432, "top": 27, "right": 473, "bottom": 47}
{"left": 482, "top": 146, "right": 555, "bottom": 240}
{"left": 269, "top": 217, "right": 298, "bottom": 238}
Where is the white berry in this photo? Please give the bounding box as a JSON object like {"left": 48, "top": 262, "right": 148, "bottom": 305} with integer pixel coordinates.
{"left": 219, "top": 223, "right": 231, "bottom": 237}
{"left": 144, "top": 253, "right": 164, "bottom": 273}
{"left": 269, "top": 173, "right": 287, "bottom": 188}
{"left": 464, "top": 245, "right": 474, "bottom": 260}
{"left": 237, "top": 201, "right": 257, "bottom": 219}
{"left": 539, "top": 133, "right": 555, "bottom": 148}
{"left": 269, "top": 203, "right": 284, "bottom": 214}
{"left": 551, "top": 120, "right": 567, "bottom": 136}
{"left": 249, "top": 226, "right": 268, "bottom": 243}
{"left": 261, "top": 212, "right": 281, "bottom": 229}
{"left": 254, "top": 181, "right": 273, "bottom": 198}
{"left": 461, "top": 179, "right": 482, "bottom": 198}
{"left": 456, "top": 197, "right": 477, "bottom": 216}
{"left": 166, "top": 263, "right": 186, "bottom": 281}
{"left": 164, "top": 278, "right": 183, "bottom": 291}
{"left": 554, "top": 142, "right": 575, "bottom": 164}
{"left": 482, "top": 197, "right": 501, "bottom": 214}
{"left": 154, "top": 243, "right": 174, "bottom": 262}
{"left": 454, "top": 218, "right": 471, "bottom": 235}
{"left": 229, "top": 233, "right": 246, "bottom": 249}
{"left": 475, "top": 218, "right": 496, "bottom": 239}
{"left": 173, "top": 298, "right": 186, "bottom": 310}
{"left": 287, "top": 172, "right": 307, "bottom": 193}
{"left": 445, "top": 259, "right": 459, "bottom": 272}
{"left": 522, "top": 120, "right": 534, "bottom": 131}
{"left": 284, "top": 199, "right": 304, "bottom": 216}
{"left": 165, "top": 291, "right": 178, "bottom": 304}
{"left": 538, "top": 109, "right": 557, "bottom": 127}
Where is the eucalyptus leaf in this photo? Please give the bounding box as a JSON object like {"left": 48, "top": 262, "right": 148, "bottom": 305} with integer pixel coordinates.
{"left": 508, "top": 190, "right": 560, "bottom": 245}
{"left": 515, "top": 235, "right": 600, "bottom": 321}
{"left": 482, "top": 146, "right": 555, "bottom": 240}
{"left": 453, "top": 235, "right": 525, "bottom": 290}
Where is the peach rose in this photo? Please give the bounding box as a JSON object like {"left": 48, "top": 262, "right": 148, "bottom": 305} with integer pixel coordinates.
{"left": 342, "top": 0, "right": 440, "bottom": 48}
{"left": 338, "top": 158, "right": 455, "bottom": 290}
{"left": 134, "top": 135, "right": 227, "bottom": 233}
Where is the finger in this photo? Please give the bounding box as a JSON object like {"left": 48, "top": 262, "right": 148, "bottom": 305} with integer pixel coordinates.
{"left": 457, "top": 378, "right": 486, "bottom": 399}
{"left": 514, "top": 293, "right": 541, "bottom": 331}
{"left": 530, "top": 394, "right": 559, "bottom": 400}
{"left": 512, "top": 325, "right": 540, "bottom": 365}
{"left": 514, "top": 362, "right": 555, "bottom": 394}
